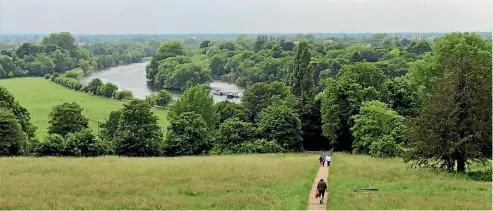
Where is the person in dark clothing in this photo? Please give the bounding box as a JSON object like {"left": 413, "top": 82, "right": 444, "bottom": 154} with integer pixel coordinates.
{"left": 317, "top": 179, "right": 328, "bottom": 204}
{"left": 319, "top": 156, "right": 324, "bottom": 166}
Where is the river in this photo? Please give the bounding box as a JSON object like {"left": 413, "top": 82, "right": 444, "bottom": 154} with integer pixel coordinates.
{"left": 79, "top": 61, "right": 245, "bottom": 103}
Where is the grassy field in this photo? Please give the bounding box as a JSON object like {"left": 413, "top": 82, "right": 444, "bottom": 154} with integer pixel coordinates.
{"left": 0, "top": 77, "right": 169, "bottom": 140}
{"left": 0, "top": 154, "right": 317, "bottom": 210}
{"left": 327, "top": 152, "right": 492, "bottom": 210}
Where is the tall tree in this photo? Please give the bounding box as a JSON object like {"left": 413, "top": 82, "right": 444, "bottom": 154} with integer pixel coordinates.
{"left": 50, "top": 49, "right": 73, "bottom": 72}
{"left": 0, "top": 109, "right": 26, "bottom": 156}
{"left": 406, "top": 33, "right": 492, "bottom": 172}
{"left": 146, "top": 41, "right": 185, "bottom": 83}
{"left": 47, "top": 102, "right": 89, "bottom": 137}
{"left": 169, "top": 85, "right": 218, "bottom": 129}
{"left": 164, "top": 111, "right": 212, "bottom": 156}
{"left": 258, "top": 103, "right": 302, "bottom": 151}
{"left": 320, "top": 62, "right": 387, "bottom": 151}
{"left": 115, "top": 99, "right": 163, "bottom": 156}
{"left": 241, "top": 81, "right": 293, "bottom": 122}
{"left": 290, "top": 41, "right": 313, "bottom": 99}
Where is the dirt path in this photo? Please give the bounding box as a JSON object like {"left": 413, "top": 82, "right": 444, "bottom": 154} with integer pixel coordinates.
{"left": 307, "top": 165, "right": 329, "bottom": 210}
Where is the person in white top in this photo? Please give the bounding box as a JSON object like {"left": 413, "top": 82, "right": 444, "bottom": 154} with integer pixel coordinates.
{"left": 326, "top": 155, "right": 331, "bottom": 167}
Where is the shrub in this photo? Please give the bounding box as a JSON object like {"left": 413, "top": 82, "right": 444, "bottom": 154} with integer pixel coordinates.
{"left": 84, "top": 78, "right": 104, "bottom": 94}
{"left": 145, "top": 94, "right": 157, "bottom": 106}
{"left": 44, "top": 73, "right": 52, "bottom": 80}
{"left": 216, "top": 118, "right": 257, "bottom": 149}
{"left": 368, "top": 135, "right": 405, "bottom": 158}
{"left": 215, "top": 101, "right": 246, "bottom": 124}
{"left": 212, "top": 139, "right": 284, "bottom": 154}
{"left": 35, "top": 134, "right": 65, "bottom": 156}
{"left": 99, "top": 82, "right": 118, "bottom": 98}
{"left": 50, "top": 72, "right": 60, "bottom": 81}
{"left": 64, "top": 129, "right": 111, "bottom": 156}
{"left": 113, "top": 90, "right": 133, "bottom": 100}
{"left": 53, "top": 77, "right": 83, "bottom": 91}
{"left": 64, "top": 68, "right": 83, "bottom": 79}
{"left": 155, "top": 89, "right": 173, "bottom": 106}
{"left": 467, "top": 168, "right": 492, "bottom": 182}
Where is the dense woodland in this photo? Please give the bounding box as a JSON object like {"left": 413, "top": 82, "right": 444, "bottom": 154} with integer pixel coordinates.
{"left": 0, "top": 32, "right": 491, "bottom": 174}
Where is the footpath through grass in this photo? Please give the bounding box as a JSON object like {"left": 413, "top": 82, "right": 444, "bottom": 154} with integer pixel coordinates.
{"left": 0, "top": 154, "right": 317, "bottom": 210}
{"left": 0, "top": 77, "right": 169, "bottom": 139}
{"left": 327, "top": 152, "right": 492, "bottom": 210}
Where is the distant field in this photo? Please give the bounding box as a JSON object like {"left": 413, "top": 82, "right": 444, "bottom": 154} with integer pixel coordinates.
{"left": 0, "top": 154, "right": 317, "bottom": 210}
{"left": 0, "top": 77, "right": 169, "bottom": 139}
{"left": 327, "top": 153, "right": 492, "bottom": 210}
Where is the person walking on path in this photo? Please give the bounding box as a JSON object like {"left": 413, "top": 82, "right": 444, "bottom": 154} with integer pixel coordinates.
{"left": 326, "top": 154, "right": 331, "bottom": 167}
{"left": 317, "top": 179, "right": 328, "bottom": 204}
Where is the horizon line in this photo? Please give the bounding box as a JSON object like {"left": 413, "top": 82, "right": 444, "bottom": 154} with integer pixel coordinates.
{"left": 1, "top": 31, "right": 492, "bottom": 36}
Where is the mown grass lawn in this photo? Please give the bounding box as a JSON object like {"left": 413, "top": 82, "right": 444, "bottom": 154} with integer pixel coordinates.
{"left": 0, "top": 77, "right": 169, "bottom": 140}
{"left": 327, "top": 152, "right": 492, "bottom": 210}
{"left": 0, "top": 154, "right": 317, "bottom": 210}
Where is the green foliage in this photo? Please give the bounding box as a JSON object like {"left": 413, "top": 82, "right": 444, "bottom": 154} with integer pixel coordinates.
{"left": 64, "top": 129, "right": 110, "bottom": 156}
{"left": 113, "top": 90, "right": 133, "bottom": 100}
{"left": 35, "top": 134, "right": 65, "bottom": 156}
{"left": 99, "top": 110, "right": 122, "bottom": 142}
{"left": 53, "top": 77, "right": 83, "bottom": 91}
{"left": 406, "top": 33, "right": 492, "bottom": 172}
{"left": 241, "top": 81, "right": 293, "bottom": 121}
{"left": 50, "top": 49, "right": 73, "bottom": 72}
{"left": 0, "top": 109, "right": 26, "bottom": 156}
{"left": 215, "top": 101, "right": 246, "bottom": 124}
{"left": 153, "top": 57, "right": 212, "bottom": 90}
{"left": 290, "top": 41, "right": 314, "bottom": 100}
{"left": 0, "top": 86, "right": 36, "bottom": 139}
{"left": 406, "top": 53, "right": 440, "bottom": 98}
{"left": 98, "top": 82, "right": 118, "bottom": 98}
{"left": 236, "top": 139, "right": 284, "bottom": 154}
{"left": 350, "top": 100, "right": 406, "bottom": 157}
{"left": 155, "top": 89, "right": 172, "bottom": 106}
{"left": 44, "top": 73, "right": 51, "bottom": 79}
{"left": 170, "top": 85, "right": 218, "bottom": 128}
{"left": 164, "top": 111, "right": 211, "bottom": 156}
{"left": 146, "top": 41, "right": 186, "bottom": 83}
{"left": 216, "top": 117, "right": 257, "bottom": 150}
{"left": 84, "top": 78, "right": 103, "bottom": 94}
{"left": 384, "top": 77, "right": 420, "bottom": 117}
{"left": 47, "top": 102, "right": 89, "bottom": 137}
{"left": 50, "top": 72, "right": 60, "bottom": 81}
{"left": 41, "top": 32, "right": 77, "bottom": 54}
{"left": 466, "top": 168, "right": 492, "bottom": 182}
{"left": 64, "top": 68, "right": 83, "bottom": 79}
{"left": 258, "top": 104, "right": 302, "bottom": 151}
{"left": 320, "top": 62, "right": 387, "bottom": 151}
{"left": 199, "top": 40, "right": 211, "bottom": 48}
{"left": 115, "top": 99, "right": 163, "bottom": 156}
{"left": 212, "top": 138, "right": 284, "bottom": 154}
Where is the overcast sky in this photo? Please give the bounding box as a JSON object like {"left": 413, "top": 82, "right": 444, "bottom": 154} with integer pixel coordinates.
{"left": 1, "top": 0, "right": 491, "bottom": 34}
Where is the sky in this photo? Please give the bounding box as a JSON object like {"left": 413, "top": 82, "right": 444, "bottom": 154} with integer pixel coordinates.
{"left": 1, "top": 0, "right": 492, "bottom": 34}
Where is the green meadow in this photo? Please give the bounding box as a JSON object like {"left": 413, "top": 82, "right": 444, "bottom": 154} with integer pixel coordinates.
{"left": 0, "top": 77, "right": 169, "bottom": 140}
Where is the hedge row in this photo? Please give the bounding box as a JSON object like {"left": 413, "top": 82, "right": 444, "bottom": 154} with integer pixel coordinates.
{"left": 52, "top": 76, "right": 83, "bottom": 91}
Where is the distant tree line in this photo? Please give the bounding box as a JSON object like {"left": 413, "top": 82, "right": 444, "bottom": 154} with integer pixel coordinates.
{"left": 0, "top": 32, "right": 161, "bottom": 79}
